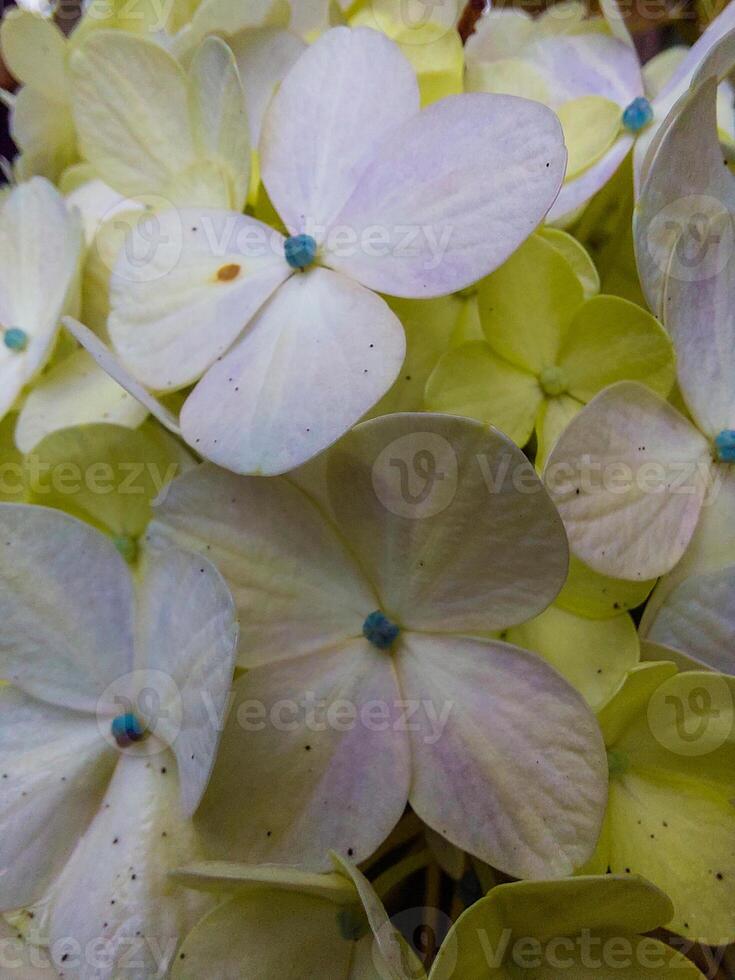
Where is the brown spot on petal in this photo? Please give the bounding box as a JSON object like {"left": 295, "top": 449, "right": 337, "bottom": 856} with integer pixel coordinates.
{"left": 216, "top": 263, "right": 241, "bottom": 282}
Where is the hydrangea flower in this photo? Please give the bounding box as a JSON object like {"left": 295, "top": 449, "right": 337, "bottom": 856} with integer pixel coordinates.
{"left": 170, "top": 853, "right": 422, "bottom": 978}
{"left": 145, "top": 413, "right": 607, "bottom": 878}
{"left": 429, "top": 875, "right": 706, "bottom": 978}
{"left": 424, "top": 231, "right": 675, "bottom": 466}
{"left": 0, "top": 0, "right": 216, "bottom": 182}
{"left": 588, "top": 661, "right": 735, "bottom": 944}
{"left": 68, "top": 25, "right": 567, "bottom": 475}
{"left": 545, "top": 37, "right": 735, "bottom": 582}
{"left": 0, "top": 504, "right": 238, "bottom": 976}
{"left": 464, "top": 0, "right": 735, "bottom": 222}
{"left": 0, "top": 178, "right": 82, "bottom": 426}
{"left": 0, "top": 177, "right": 151, "bottom": 454}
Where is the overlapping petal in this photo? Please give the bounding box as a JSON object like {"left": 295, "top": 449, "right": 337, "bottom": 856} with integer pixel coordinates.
{"left": 398, "top": 632, "right": 607, "bottom": 879}
{"left": 327, "top": 414, "right": 569, "bottom": 632}
{"left": 545, "top": 382, "right": 712, "bottom": 580}
{"left": 179, "top": 268, "right": 406, "bottom": 475}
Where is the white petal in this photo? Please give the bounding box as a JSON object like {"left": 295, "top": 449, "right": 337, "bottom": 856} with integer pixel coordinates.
{"left": 0, "top": 686, "right": 115, "bottom": 911}
{"left": 329, "top": 93, "right": 566, "bottom": 297}
{"left": 327, "top": 414, "right": 568, "bottom": 633}
{"left": 14, "top": 349, "right": 148, "bottom": 454}
{"left": 663, "top": 225, "right": 735, "bottom": 438}
{"left": 146, "top": 463, "right": 376, "bottom": 668}
{"left": 0, "top": 918, "right": 54, "bottom": 978}
{"left": 0, "top": 178, "right": 82, "bottom": 418}
{"left": 544, "top": 382, "right": 711, "bottom": 580}
{"left": 598, "top": 0, "right": 636, "bottom": 48}
{"left": 62, "top": 316, "right": 183, "bottom": 434}
{"left": 48, "top": 751, "right": 211, "bottom": 980}
{"left": 108, "top": 210, "right": 290, "bottom": 391}
{"left": 134, "top": 548, "right": 238, "bottom": 815}
{"left": 647, "top": 565, "right": 735, "bottom": 675}
{"left": 180, "top": 267, "right": 406, "bottom": 475}
{"left": 194, "top": 641, "right": 411, "bottom": 870}
{"left": 0, "top": 504, "right": 134, "bottom": 712}
{"left": 396, "top": 633, "right": 607, "bottom": 878}
{"left": 228, "top": 26, "right": 306, "bottom": 145}
{"left": 260, "top": 25, "right": 419, "bottom": 234}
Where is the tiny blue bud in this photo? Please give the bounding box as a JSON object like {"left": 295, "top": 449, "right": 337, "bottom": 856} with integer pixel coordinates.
{"left": 363, "top": 610, "right": 400, "bottom": 650}
{"left": 622, "top": 97, "right": 653, "bottom": 134}
{"left": 284, "top": 234, "right": 317, "bottom": 270}
{"left": 111, "top": 713, "right": 146, "bottom": 747}
{"left": 3, "top": 328, "right": 28, "bottom": 352}
{"left": 715, "top": 430, "right": 735, "bottom": 463}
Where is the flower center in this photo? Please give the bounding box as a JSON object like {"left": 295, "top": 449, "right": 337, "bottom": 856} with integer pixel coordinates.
{"left": 112, "top": 534, "right": 138, "bottom": 564}
{"left": 284, "top": 234, "right": 318, "bottom": 270}
{"left": 111, "top": 713, "right": 146, "bottom": 748}
{"left": 607, "top": 748, "right": 630, "bottom": 778}
{"left": 715, "top": 430, "right": 735, "bottom": 463}
{"left": 622, "top": 97, "right": 653, "bottom": 134}
{"left": 539, "top": 365, "right": 568, "bottom": 397}
{"left": 3, "top": 327, "right": 28, "bottom": 352}
{"left": 363, "top": 610, "right": 400, "bottom": 650}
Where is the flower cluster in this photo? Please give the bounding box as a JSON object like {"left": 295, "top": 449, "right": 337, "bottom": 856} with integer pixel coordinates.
{"left": 0, "top": 0, "right": 733, "bottom": 977}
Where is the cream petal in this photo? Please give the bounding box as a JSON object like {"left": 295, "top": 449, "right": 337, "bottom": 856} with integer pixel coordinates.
{"left": 327, "top": 414, "right": 568, "bottom": 633}
{"left": 146, "top": 463, "right": 376, "bottom": 669}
